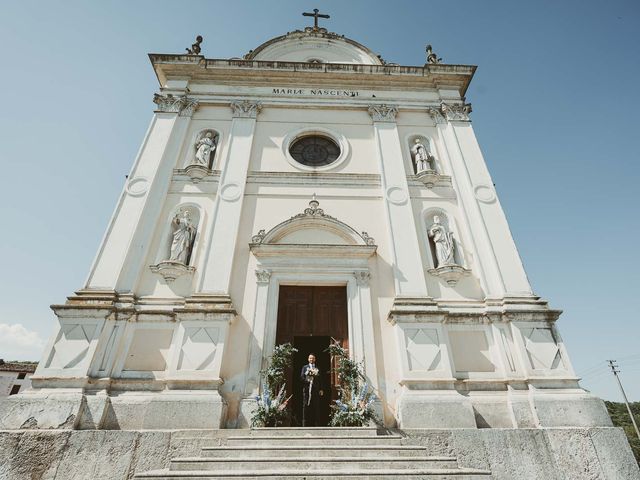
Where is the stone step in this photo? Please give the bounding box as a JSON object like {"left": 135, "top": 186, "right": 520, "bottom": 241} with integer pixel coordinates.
{"left": 246, "top": 427, "right": 380, "bottom": 437}
{"left": 135, "top": 468, "right": 492, "bottom": 479}
{"left": 201, "top": 445, "right": 431, "bottom": 458}
{"left": 226, "top": 435, "right": 402, "bottom": 446}
{"left": 169, "top": 457, "right": 459, "bottom": 472}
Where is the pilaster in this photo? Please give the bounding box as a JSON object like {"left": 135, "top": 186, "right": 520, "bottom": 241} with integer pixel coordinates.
{"left": 368, "top": 105, "right": 428, "bottom": 297}
{"left": 198, "top": 100, "right": 261, "bottom": 294}
{"left": 85, "top": 94, "right": 198, "bottom": 291}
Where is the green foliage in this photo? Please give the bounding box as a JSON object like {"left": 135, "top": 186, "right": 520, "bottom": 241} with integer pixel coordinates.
{"left": 251, "top": 343, "right": 297, "bottom": 427}
{"left": 262, "top": 342, "right": 297, "bottom": 394}
{"left": 326, "top": 342, "right": 378, "bottom": 427}
{"left": 605, "top": 401, "right": 640, "bottom": 465}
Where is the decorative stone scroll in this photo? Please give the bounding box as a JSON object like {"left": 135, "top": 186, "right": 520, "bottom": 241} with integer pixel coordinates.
{"left": 231, "top": 100, "right": 262, "bottom": 119}
{"left": 367, "top": 104, "right": 398, "bottom": 123}
{"left": 153, "top": 93, "right": 199, "bottom": 117}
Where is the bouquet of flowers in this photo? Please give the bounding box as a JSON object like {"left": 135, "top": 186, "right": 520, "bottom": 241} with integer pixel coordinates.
{"left": 251, "top": 382, "right": 292, "bottom": 427}
{"left": 331, "top": 382, "right": 377, "bottom": 427}
{"left": 251, "top": 343, "right": 297, "bottom": 427}
{"left": 326, "top": 342, "right": 378, "bottom": 427}
{"left": 304, "top": 365, "right": 319, "bottom": 382}
{"left": 304, "top": 365, "right": 320, "bottom": 406}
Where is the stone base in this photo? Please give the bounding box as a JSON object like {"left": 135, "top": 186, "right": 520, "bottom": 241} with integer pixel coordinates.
{"left": 397, "top": 391, "right": 476, "bottom": 428}
{"left": 0, "top": 428, "right": 637, "bottom": 479}
{"left": 0, "top": 390, "right": 227, "bottom": 430}
{"left": 531, "top": 391, "right": 613, "bottom": 427}
{"left": 396, "top": 390, "right": 613, "bottom": 429}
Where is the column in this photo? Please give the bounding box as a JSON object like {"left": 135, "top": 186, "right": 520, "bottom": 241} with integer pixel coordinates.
{"left": 85, "top": 94, "right": 198, "bottom": 291}
{"left": 198, "top": 100, "right": 261, "bottom": 294}
{"left": 368, "top": 105, "right": 428, "bottom": 297}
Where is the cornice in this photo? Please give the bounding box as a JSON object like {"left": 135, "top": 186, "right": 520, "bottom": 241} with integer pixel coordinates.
{"left": 149, "top": 55, "right": 476, "bottom": 96}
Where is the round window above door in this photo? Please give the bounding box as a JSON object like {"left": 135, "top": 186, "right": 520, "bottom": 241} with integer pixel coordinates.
{"left": 288, "top": 135, "right": 341, "bottom": 167}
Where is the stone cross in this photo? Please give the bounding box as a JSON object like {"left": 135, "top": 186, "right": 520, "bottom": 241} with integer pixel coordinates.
{"left": 302, "top": 8, "right": 330, "bottom": 29}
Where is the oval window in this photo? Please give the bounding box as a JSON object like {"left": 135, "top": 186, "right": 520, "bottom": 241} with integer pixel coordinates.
{"left": 289, "top": 135, "right": 341, "bottom": 167}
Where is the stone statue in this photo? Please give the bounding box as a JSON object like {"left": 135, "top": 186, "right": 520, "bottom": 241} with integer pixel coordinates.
{"left": 426, "top": 45, "right": 442, "bottom": 64}
{"left": 194, "top": 131, "right": 217, "bottom": 167}
{"left": 169, "top": 211, "right": 196, "bottom": 265}
{"left": 428, "top": 216, "right": 456, "bottom": 267}
{"left": 410, "top": 138, "right": 435, "bottom": 173}
{"left": 186, "top": 35, "right": 203, "bottom": 55}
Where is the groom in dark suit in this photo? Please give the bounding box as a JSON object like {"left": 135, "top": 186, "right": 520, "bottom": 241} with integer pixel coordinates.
{"left": 300, "top": 353, "right": 324, "bottom": 427}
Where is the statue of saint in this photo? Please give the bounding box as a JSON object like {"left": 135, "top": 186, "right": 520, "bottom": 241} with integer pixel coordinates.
{"left": 194, "top": 131, "right": 217, "bottom": 167}
{"left": 169, "top": 211, "right": 196, "bottom": 265}
{"left": 410, "top": 138, "right": 434, "bottom": 173}
{"left": 428, "top": 216, "right": 456, "bottom": 267}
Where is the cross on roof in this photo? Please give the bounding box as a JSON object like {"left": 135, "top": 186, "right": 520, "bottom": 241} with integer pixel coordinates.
{"left": 302, "top": 8, "right": 330, "bottom": 29}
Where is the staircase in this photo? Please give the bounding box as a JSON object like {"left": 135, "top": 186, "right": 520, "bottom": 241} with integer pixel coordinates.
{"left": 135, "top": 427, "right": 491, "bottom": 479}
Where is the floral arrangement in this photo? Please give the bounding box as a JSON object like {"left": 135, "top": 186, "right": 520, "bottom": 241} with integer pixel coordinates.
{"left": 251, "top": 343, "right": 297, "bottom": 427}
{"left": 251, "top": 382, "right": 292, "bottom": 427}
{"left": 326, "top": 342, "right": 378, "bottom": 427}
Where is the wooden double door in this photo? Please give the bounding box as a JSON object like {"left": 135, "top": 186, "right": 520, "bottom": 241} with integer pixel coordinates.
{"left": 275, "top": 285, "right": 349, "bottom": 426}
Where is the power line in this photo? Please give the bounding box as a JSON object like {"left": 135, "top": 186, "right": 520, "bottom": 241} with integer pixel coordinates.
{"left": 608, "top": 360, "right": 640, "bottom": 442}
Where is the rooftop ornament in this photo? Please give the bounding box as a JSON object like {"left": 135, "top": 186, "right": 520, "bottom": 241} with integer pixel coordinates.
{"left": 302, "top": 8, "right": 330, "bottom": 31}
{"left": 186, "top": 35, "right": 203, "bottom": 55}
{"left": 425, "top": 44, "right": 442, "bottom": 64}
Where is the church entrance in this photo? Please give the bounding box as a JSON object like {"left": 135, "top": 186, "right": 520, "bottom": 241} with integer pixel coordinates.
{"left": 275, "top": 285, "right": 348, "bottom": 427}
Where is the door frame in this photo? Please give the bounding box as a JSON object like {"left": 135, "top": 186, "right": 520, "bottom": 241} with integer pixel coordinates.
{"left": 244, "top": 268, "right": 379, "bottom": 400}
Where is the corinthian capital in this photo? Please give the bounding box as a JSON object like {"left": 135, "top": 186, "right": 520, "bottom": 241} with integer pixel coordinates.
{"left": 153, "top": 94, "right": 199, "bottom": 117}
{"left": 367, "top": 104, "right": 398, "bottom": 123}
{"left": 427, "top": 107, "right": 447, "bottom": 124}
{"left": 440, "top": 102, "right": 472, "bottom": 122}
{"left": 255, "top": 269, "right": 271, "bottom": 284}
{"left": 231, "top": 100, "right": 262, "bottom": 119}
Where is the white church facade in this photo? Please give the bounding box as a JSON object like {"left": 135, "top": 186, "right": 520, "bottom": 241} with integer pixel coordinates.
{"left": 0, "top": 24, "right": 617, "bottom": 434}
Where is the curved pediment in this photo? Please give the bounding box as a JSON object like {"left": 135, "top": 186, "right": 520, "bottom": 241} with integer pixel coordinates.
{"left": 244, "top": 28, "right": 384, "bottom": 66}
{"left": 250, "top": 197, "right": 376, "bottom": 248}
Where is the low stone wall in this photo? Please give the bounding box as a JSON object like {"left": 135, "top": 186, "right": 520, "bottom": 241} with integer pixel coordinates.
{"left": 0, "top": 427, "right": 638, "bottom": 479}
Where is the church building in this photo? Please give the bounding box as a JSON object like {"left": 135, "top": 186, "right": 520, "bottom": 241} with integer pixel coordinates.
{"left": 2, "top": 14, "right": 638, "bottom": 477}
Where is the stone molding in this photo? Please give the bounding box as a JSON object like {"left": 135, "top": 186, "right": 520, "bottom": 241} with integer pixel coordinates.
{"left": 367, "top": 104, "right": 398, "bottom": 122}
{"left": 152, "top": 93, "right": 199, "bottom": 117}
{"left": 230, "top": 100, "right": 262, "bottom": 118}
{"left": 149, "top": 260, "right": 195, "bottom": 282}
{"left": 427, "top": 264, "right": 472, "bottom": 286}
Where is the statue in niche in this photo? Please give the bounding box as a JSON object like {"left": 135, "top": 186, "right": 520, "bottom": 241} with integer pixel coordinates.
{"left": 410, "top": 138, "right": 435, "bottom": 173}
{"left": 169, "top": 211, "right": 196, "bottom": 265}
{"left": 428, "top": 216, "right": 456, "bottom": 267}
{"left": 194, "top": 131, "right": 217, "bottom": 168}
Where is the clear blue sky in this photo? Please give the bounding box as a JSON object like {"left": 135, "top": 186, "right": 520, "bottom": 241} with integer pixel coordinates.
{"left": 0, "top": 0, "right": 638, "bottom": 401}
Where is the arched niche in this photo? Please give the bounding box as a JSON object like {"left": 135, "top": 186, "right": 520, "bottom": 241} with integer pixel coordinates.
{"left": 424, "top": 208, "right": 464, "bottom": 268}
{"left": 408, "top": 135, "right": 439, "bottom": 175}
{"left": 188, "top": 129, "right": 221, "bottom": 170}
{"left": 150, "top": 204, "right": 203, "bottom": 282}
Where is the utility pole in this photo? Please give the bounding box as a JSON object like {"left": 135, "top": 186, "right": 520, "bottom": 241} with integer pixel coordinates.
{"left": 608, "top": 359, "right": 640, "bottom": 441}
